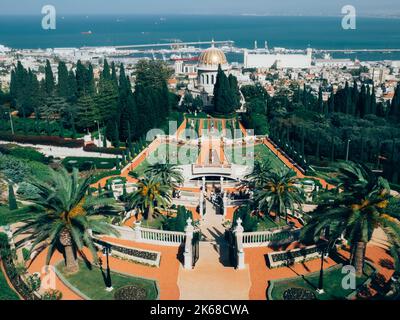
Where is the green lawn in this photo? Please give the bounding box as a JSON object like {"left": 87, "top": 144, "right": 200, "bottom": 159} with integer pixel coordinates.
{"left": 141, "top": 215, "right": 166, "bottom": 230}
{"left": 257, "top": 217, "right": 287, "bottom": 231}
{"left": 130, "top": 144, "right": 199, "bottom": 177}
{"left": 224, "top": 144, "right": 289, "bottom": 171}
{"left": 56, "top": 261, "right": 158, "bottom": 300}
{"left": 269, "top": 263, "right": 374, "bottom": 300}
{"left": 0, "top": 268, "right": 19, "bottom": 300}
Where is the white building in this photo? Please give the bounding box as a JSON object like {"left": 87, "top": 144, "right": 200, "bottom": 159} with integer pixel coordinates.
{"left": 188, "top": 45, "right": 231, "bottom": 108}
{"left": 243, "top": 48, "right": 312, "bottom": 69}
{"left": 314, "top": 58, "right": 354, "bottom": 68}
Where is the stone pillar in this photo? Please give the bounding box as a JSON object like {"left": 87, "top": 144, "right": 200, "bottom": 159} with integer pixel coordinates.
{"left": 220, "top": 176, "right": 224, "bottom": 193}
{"left": 199, "top": 191, "right": 204, "bottom": 220}
{"left": 202, "top": 176, "right": 206, "bottom": 191}
{"left": 223, "top": 192, "right": 227, "bottom": 218}
{"left": 134, "top": 221, "right": 142, "bottom": 242}
{"left": 184, "top": 218, "right": 194, "bottom": 270}
{"left": 234, "top": 218, "right": 245, "bottom": 270}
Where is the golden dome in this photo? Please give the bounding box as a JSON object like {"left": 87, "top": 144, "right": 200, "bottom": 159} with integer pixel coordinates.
{"left": 198, "top": 47, "right": 227, "bottom": 66}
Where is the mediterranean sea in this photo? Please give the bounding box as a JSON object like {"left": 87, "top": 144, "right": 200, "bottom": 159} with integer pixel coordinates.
{"left": 0, "top": 15, "right": 399, "bottom": 61}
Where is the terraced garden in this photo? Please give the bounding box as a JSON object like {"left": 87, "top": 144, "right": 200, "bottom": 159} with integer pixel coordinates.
{"left": 130, "top": 143, "right": 199, "bottom": 177}
{"left": 224, "top": 144, "right": 289, "bottom": 172}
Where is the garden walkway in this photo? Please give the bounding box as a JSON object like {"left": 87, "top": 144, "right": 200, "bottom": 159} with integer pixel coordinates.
{"left": 177, "top": 198, "right": 252, "bottom": 300}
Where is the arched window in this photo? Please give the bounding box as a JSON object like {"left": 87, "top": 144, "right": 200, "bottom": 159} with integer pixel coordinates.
{"left": 211, "top": 74, "right": 215, "bottom": 84}
{"left": 206, "top": 74, "right": 209, "bottom": 85}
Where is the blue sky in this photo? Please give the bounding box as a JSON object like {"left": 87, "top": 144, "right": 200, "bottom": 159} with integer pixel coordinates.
{"left": 0, "top": 0, "right": 399, "bottom": 16}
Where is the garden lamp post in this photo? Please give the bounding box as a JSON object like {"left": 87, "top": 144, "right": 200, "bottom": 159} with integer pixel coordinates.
{"left": 102, "top": 246, "right": 113, "bottom": 292}
{"left": 316, "top": 226, "right": 333, "bottom": 295}
{"left": 317, "top": 244, "right": 326, "bottom": 294}
{"left": 95, "top": 120, "right": 102, "bottom": 147}
{"left": 8, "top": 111, "right": 14, "bottom": 135}
{"left": 346, "top": 139, "right": 351, "bottom": 162}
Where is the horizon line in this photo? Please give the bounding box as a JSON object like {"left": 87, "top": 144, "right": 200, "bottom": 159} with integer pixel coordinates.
{"left": 0, "top": 13, "right": 398, "bottom": 19}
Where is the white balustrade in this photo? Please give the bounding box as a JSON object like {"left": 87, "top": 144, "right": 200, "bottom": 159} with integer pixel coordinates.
{"left": 139, "top": 227, "right": 186, "bottom": 246}
{"left": 240, "top": 228, "right": 300, "bottom": 248}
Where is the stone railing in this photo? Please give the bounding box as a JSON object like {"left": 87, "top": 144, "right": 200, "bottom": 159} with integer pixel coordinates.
{"left": 192, "top": 164, "right": 232, "bottom": 176}
{"left": 241, "top": 228, "right": 300, "bottom": 248}
{"left": 101, "top": 224, "right": 186, "bottom": 247}
{"left": 138, "top": 226, "right": 186, "bottom": 246}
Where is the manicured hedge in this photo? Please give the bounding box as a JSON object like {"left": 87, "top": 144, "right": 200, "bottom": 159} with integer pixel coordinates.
{"left": 91, "top": 170, "right": 121, "bottom": 184}
{"left": 0, "top": 132, "right": 84, "bottom": 148}
{"left": 83, "top": 144, "right": 125, "bottom": 155}
{"left": 0, "top": 145, "right": 48, "bottom": 164}
{"left": 94, "top": 238, "right": 158, "bottom": 262}
{"left": 62, "top": 157, "right": 117, "bottom": 171}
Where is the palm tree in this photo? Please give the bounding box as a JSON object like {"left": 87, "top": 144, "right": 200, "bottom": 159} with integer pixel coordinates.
{"left": 244, "top": 159, "right": 272, "bottom": 189}
{"left": 254, "top": 169, "right": 305, "bottom": 223}
{"left": 301, "top": 161, "right": 400, "bottom": 276}
{"left": 144, "top": 163, "right": 184, "bottom": 188}
{"left": 14, "top": 168, "right": 122, "bottom": 274}
{"left": 128, "top": 177, "right": 172, "bottom": 222}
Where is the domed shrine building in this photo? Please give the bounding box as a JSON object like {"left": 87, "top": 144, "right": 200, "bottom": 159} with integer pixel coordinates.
{"left": 186, "top": 44, "right": 231, "bottom": 109}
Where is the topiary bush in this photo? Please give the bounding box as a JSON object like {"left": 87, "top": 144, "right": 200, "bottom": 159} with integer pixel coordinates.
{"left": 283, "top": 288, "right": 316, "bottom": 300}
{"left": 114, "top": 285, "right": 147, "bottom": 300}
{"left": 162, "top": 206, "right": 193, "bottom": 232}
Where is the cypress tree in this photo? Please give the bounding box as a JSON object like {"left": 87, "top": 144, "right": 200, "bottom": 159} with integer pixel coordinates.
{"left": 390, "top": 83, "right": 400, "bottom": 121}
{"left": 228, "top": 74, "right": 241, "bottom": 111}
{"left": 57, "top": 61, "right": 69, "bottom": 98}
{"left": 67, "top": 69, "right": 77, "bottom": 102}
{"left": 350, "top": 81, "right": 359, "bottom": 116}
{"left": 102, "top": 59, "right": 111, "bottom": 81}
{"left": 358, "top": 84, "right": 366, "bottom": 118}
{"left": 75, "top": 60, "right": 87, "bottom": 97}
{"left": 8, "top": 183, "right": 18, "bottom": 210}
{"left": 111, "top": 62, "right": 118, "bottom": 88}
{"left": 213, "top": 65, "right": 234, "bottom": 114}
{"left": 44, "top": 59, "right": 55, "bottom": 95}
{"left": 317, "top": 86, "right": 324, "bottom": 113}
{"left": 86, "top": 64, "right": 95, "bottom": 96}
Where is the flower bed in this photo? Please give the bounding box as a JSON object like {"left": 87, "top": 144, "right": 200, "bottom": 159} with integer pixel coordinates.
{"left": 0, "top": 233, "right": 38, "bottom": 300}
{"left": 93, "top": 238, "right": 161, "bottom": 267}
{"left": 62, "top": 157, "right": 117, "bottom": 171}
{"left": 283, "top": 288, "right": 316, "bottom": 300}
{"left": 0, "top": 133, "right": 84, "bottom": 148}
{"left": 114, "top": 285, "right": 147, "bottom": 300}
{"left": 267, "top": 243, "right": 327, "bottom": 268}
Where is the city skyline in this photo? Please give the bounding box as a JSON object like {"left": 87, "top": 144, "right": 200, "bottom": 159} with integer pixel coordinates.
{"left": 0, "top": 0, "right": 399, "bottom": 17}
